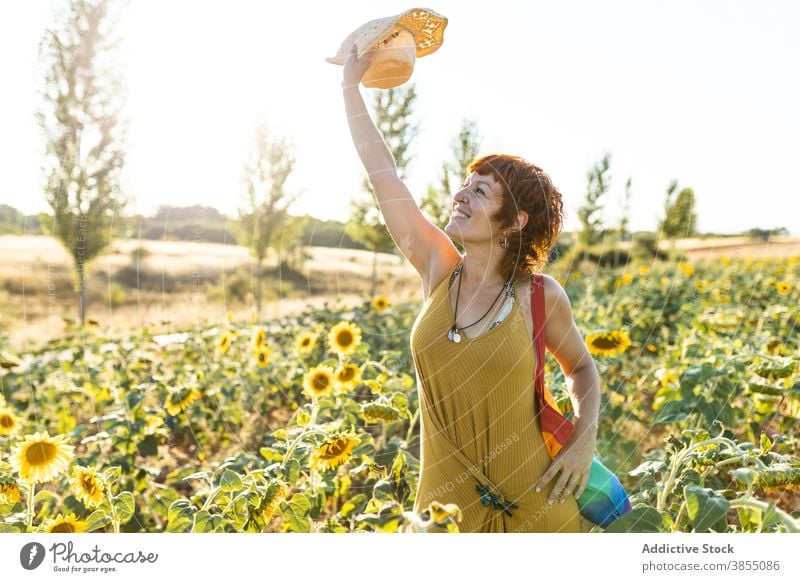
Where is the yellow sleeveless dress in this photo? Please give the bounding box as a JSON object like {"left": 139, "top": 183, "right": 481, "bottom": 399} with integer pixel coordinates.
{"left": 409, "top": 261, "right": 582, "bottom": 532}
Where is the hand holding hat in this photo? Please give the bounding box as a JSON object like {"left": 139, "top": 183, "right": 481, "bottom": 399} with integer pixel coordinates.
{"left": 343, "top": 45, "right": 374, "bottom": 89}
{"left": 327, "top": 7, "right": 448, "bottom": 89}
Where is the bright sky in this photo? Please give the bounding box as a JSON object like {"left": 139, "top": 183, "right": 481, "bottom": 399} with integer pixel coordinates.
{"left": 1, "top": 0, "right": 798, "bottom": 235}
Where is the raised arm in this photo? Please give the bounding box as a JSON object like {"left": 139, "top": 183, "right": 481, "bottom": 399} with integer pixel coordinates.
{"left": 341, "top": 45, "right": 455, "bottom": 284}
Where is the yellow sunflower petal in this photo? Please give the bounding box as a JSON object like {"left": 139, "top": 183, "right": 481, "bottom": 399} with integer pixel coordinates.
{"left": 10, "top": 432, "right": 75, "bottom": 484}
{"left": 70, "top": 466, "right": 106, "bottom": 508}
{"left": 302, "top": 365, "right": 336, "bottom": 399}
{"left": 0, "top": 406, "right": 23, "bottom": 437}
{"left": 309, "top": 433, "right": 360, "bottom": 472}
{"left": 327, "top": 321, "right": 362, "bottom": 357}
{"left": 585, "top": 329, "right": 632, "bottom": 357}
{"left": 295, "top": 331, "right": 318, "bottom": 355}
{"left": 46, "top": 513, "right": 88, "bottom": 533}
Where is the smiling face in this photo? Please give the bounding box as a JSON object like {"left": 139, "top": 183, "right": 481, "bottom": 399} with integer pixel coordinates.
{"left": 444, "top": 171, "right": 505, "bottom": 244}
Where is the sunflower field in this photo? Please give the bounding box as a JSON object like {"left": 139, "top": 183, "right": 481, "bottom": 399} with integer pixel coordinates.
{"left": 0, "top": 256, "right": 798, "bottom": 533}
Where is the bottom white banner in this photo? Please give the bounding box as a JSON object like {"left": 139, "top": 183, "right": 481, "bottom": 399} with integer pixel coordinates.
{"left": 0, "top": 532, "right": 796, "bottom": 581}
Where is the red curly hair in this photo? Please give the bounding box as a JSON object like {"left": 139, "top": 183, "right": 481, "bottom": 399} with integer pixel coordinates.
{"left": 467, "top": 154, "right": 565, "bottom": 284}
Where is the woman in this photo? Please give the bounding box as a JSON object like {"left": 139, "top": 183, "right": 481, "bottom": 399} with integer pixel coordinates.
{"left": 341, "top": 45, "right": 602, "bottom": 533}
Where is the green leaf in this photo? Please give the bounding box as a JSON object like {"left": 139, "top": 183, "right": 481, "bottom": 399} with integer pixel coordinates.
{"left": 181, "top": 471, "right": 213, "bottom": 483}
{"left": 604, "top": 506, "right": 663, "bottom": 532}
{"left": 103, "top": 466, "right": 122, "bottom": 484}
{"left": 111, "top": 491, "right": 135, "bottom": 524}
{"left": 652, "top": 401, "right": 689, "bottom": 424}
{"left": 284, "top": 458, "right": 300, "bottom": 483}
{"left": 761, "top": 501, "right": 781, "bottom": 531}
{"left": 390, "top": 392, "right": 408, "bottom": 412}
{"left": 85, "top": 510, "right": 112, "bottom": 533}
{"left": 192, "top": 509, "right": 223, "bottom": 533}
{"left": 136, "top": 434, "right": 158, "bottom": 457}
{"left": 33, "top": 490, "right": 60, "bottom": 505}
{"left": 759, "top": 433, "right": 773, "bottom": 455}
{"left": 166, "top": 499, "right": 196, "bottom": 532}
{"left": 729, "top": 468, "right": 758, "bottom": 487}
{"left": 259, "top": 448, "right": 283, "bottom": 463}
{"left": 219, "top": 469, "right": 243, "bottom": 492}
{"left": 679, "top": 364, "right": 717, "bottom": 392}
{"left": 372, "top": 479, "right": 395, "bottom": 504}
{"left": 282, "top": 493, "right": 311, "bottom": 532}
{"left": 340, "top": 493, "right": 368, "bottom": 518}
{"left": 628, "top": 461, "right": 666, "bottom": 477}
{"left": 684, "top": 484, "right": 730, "bottom": 532}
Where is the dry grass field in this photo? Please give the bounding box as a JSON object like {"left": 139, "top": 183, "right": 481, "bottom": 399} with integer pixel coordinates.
{"left": 1, "top": 234, "right": 798, "bottom": 353}
{"left": 0, "top": 235, "right": 421, "bottom": 352}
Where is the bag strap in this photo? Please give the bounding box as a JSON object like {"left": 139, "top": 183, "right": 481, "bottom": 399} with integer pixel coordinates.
{"left": 530, "top": 273, "right": 575, "bottom": 459}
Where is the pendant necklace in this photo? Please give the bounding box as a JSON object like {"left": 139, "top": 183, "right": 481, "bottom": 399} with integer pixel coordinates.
{"left": 448, "top": 262, "right": 513, "bottom": 343}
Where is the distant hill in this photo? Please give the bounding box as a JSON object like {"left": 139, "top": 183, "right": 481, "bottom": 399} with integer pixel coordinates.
{"left": 0, "top": 204, "right": 41, "bottom": 234}
{"left": 0, "top": 203, "right": 368, "bottom": 250}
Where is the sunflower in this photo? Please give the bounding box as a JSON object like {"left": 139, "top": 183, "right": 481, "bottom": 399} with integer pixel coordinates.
{"left": 660, "top": 371, "right": 679, "bottom": 388}
{"left": 0, "top": 406, "right": 23, "bottom": 436}
{"left": 621, "top": 273, "right": 633, "bottom": 285}
{"left": 252, "top": 327, "right": 267, "bottom": 350}
{"left": 216, "top": 330, "right": 233, "bottom": 354}
{"left": 720, "top": 256, "right": 731, "bottom": 266}
{"left": 571, "top": 272, "right": 581, "bottom": 280}
{"left": 372, "top": 295, "right": 390, "bottom": 311}
{"left": 646, "top": 343, "right": 658, "bottom": 353}
{"left": 295, "top": 331, "right": 318, "bottom": 355}
{"left": 775, "top": 281, "right": 791, "bottom": 296}
{"left": 255, "top": 345, "right": 271, "bottom": 368}
{"left": 302, "top": 365, "right": 335, "bottom": 399}
{"left": 309, "top": 432, "right": 361, "bottom": 472}
{"left": 46, "top": 513, "right": 88, "bottom": 533}
{"left": 10, "top": 432, "right": 74, "bottom": 484}
{"left": 361, "top": 403, "right": 401, "bottom": 424}
{"left": 639, "top": 265, "right": 651, "bottom": 276}
{"left": 585, "top": 329, "right": 632, "bottom": 357}
{"left": 679, "top": 263, "right": 694, "bottom": 277}
{"left": 327, "top": 321, "right": 362, "bottom": 357}
{"left": 0, "top": 476, "right": 21, "bottom": 505}
{"left": 253, "top": 482, "right": 287, "bottom": 524}
{"left": 165, "top": 386, "right": 203, "bottom": 416}
{"left": 334, "top": 363, "right": 362, "bottom": 393}
{"left": 70, "top": 466, "right": 105, "bottom": 508}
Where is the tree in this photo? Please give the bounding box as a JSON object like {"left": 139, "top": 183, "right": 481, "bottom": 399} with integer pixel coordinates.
{"left": 618, "top": 176, "right": 633, "bottom": 242}
{"left": 658, "top": 180, "right": 698, "bottom": 236}
{"left": 420, "top": 117, "right": 481, "bottom": 233}
{"left": 236, "top": 121, "right": 303, "bottom": 317}
{"left": 612, "top": 176, "right": 634, "bottom": 268}
{"left": 346, "top": 84, "right": 420, "bottom": 297}
{"left": 576, "top": 152, "right": 612, "bottom": 262}
{"left": 36, "top": 0, "right": 129, "bottom": 326}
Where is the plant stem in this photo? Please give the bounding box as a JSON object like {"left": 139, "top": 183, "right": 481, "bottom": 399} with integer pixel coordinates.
{"left": 26, "top": 483, "right": 35, "bottom": 530}
{"left": 405, "top": 408, "right": 419, "bottom": 444}
{"left": 728, "top": 498, "right": 799, "bottom": 532}
{"left": 105, "top": 489, "right": 119, "bottom": 533}
{"left": 674, "top": 500, "right": 687, "bottom": 531}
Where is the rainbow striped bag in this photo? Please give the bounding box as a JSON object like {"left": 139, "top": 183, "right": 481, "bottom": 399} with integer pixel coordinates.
{"left": 530, "top": 274, "right": 632, "bottom": 529}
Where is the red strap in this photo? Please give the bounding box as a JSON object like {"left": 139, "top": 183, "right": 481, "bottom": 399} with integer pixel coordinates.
{"left": 530, "top": 273, "right": 575, "bottom": 458}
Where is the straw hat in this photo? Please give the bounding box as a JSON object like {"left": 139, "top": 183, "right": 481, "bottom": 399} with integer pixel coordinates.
{"left": 326, "top": 7, "right": 448, "bottom": 89}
